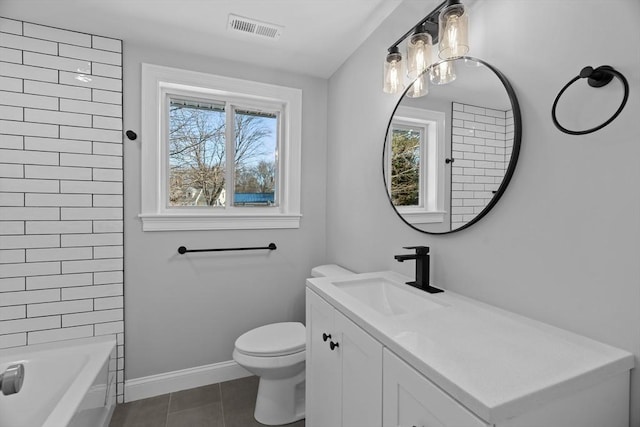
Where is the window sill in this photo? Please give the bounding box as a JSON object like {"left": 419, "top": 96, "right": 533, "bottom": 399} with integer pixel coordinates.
{"left": 396, "top": 210, "right": 446, "bottom": 225}
{"left": 139, "top": 213, "right": 302, "bottom": 231}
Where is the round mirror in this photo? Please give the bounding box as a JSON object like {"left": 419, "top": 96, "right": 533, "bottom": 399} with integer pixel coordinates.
{"left": 382, "top": 57, "right": 521, "bottom": 234}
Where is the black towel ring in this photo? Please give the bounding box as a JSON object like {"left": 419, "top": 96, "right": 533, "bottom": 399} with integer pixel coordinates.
{"left": 551, "top": 65, "right": 629, "bottom": 135}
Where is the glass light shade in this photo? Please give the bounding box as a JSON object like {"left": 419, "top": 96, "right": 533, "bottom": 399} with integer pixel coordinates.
{"left": 438, "top": 2, "right": 469, "bottom": 59}
{"left": 430, "top": 60, "right": 456, "bottom": 85}
{"left": 383, "top": 50, "right": 405, "bottom": 94}
{"left": 407, "top": 32, "right": 432, "bottom": 80}
{"left": 406, "top": 73, "right": 429, "bottom": 98}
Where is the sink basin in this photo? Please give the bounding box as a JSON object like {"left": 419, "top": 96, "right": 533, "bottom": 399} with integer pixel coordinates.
{"left": 331, "top": 277, "right": 444, "bottom": 316}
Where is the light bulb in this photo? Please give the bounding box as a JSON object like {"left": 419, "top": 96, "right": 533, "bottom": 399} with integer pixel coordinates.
{"left": 446, "top": 15, "right": 459, "bottom": 49}
{"left": 407, "top": 73, "right": 428, "bottom": 98}
{"left": 407, "top": 31, "right": 432, "bottom": 80}
{"left": 416, "top": 42, "right": 425, "bottom": 68}
{"left": 390, "top": 62, "right": 400, "bottom": 92}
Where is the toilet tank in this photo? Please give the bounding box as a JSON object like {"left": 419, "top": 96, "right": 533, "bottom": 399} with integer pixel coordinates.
{"left": 310, "top": 264, "right": 354, "bottom": 278}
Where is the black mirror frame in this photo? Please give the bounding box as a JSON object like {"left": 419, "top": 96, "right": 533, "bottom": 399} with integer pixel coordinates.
{"left": 382, "top": 57, "right": 522, "bottom": 234}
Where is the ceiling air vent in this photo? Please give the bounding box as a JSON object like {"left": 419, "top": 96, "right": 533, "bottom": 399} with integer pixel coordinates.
{"left": 227, "top": 14, "right": 283, "bottom": 40}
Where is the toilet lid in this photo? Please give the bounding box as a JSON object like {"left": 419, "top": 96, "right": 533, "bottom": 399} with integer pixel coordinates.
{"left": 235, "top": 322, "right": 305, "bottom": 357}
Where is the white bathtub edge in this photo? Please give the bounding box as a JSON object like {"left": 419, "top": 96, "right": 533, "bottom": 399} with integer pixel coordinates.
{"left": 40, "top": 336, "right": 116, "bottom": 427}
{"left": 124, "top": 360, "right": 252, "bottom": 402}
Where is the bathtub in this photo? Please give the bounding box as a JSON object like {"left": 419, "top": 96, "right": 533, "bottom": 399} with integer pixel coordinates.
{"left": 0, "top": 335, "right": 117, "bottom": 427}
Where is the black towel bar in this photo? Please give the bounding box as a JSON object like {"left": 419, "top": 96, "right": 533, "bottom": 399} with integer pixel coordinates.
{"left": 177, "top": 243, "right": 277, "bottom": 254}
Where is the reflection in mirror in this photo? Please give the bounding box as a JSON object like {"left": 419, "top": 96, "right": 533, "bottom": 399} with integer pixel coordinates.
{"left": 390, "top": 127, "right": 420, "bottom": 205}
{"left": 386, "top": 107, "right": 446, "bottom": 226}
{"left": 383, "top": 57, "right": 521, "bottom": 234}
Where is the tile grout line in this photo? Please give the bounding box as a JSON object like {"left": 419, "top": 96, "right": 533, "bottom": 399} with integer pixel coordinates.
{"left": 219, "top": 382, "right": 226, "bottom": 427}
{"left": 165, "top": 391, "right": 172, "bottom": 427}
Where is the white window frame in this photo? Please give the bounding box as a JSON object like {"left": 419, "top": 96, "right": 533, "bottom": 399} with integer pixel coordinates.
{"left": 140, "top": 63, "right": 302, "bottom": 231}
{"left": 387, "top": 106, "right": 446, "bottom": 224}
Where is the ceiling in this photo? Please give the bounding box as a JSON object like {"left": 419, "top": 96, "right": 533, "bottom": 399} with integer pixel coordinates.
{"left": 1, "top": 0, "right": 404, "bottom": 78}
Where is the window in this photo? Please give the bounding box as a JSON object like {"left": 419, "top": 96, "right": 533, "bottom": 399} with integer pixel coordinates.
{"left": 140, "top": 64, "right": 301, "bottom": 231}
{"left": 168, "top": 99, "right": 278, "bottom": 208}
{"left": 386, "top": 106, "right": 446, "bottom": 224}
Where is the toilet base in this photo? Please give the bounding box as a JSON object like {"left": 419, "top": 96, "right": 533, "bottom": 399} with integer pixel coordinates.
{"left": 254, "top": 370, "right": 305, "bottom": 425}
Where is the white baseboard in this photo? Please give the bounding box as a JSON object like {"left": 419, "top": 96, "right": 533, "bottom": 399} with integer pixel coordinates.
{"left": 124, "top": 360, "right": 252, "bottom": 402}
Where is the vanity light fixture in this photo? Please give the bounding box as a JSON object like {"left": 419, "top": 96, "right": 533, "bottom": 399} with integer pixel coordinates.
{"left": 383, "top": 0, "right": 470, "bottom": 95}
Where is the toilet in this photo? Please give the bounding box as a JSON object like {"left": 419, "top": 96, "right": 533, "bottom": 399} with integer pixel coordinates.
{"left": 232, "top": 264, "right": 354, "bottom": 425}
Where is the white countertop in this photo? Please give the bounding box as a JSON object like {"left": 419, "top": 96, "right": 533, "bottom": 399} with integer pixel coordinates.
{"left": 306, "top": 271, "right": 634, "bottom": 424}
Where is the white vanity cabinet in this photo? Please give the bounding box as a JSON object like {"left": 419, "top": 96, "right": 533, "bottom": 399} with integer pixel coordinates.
{"left": 383, "top": 349, "right": 488, "bottom": 427}
{"left": 306, "top": 271, "right": 634, "bottom": 427}
{"left": 382, "top": 347, "right": 630, "bottom": 427}
{"left": 306, "top": 288, "right": 383, "bottom": 427}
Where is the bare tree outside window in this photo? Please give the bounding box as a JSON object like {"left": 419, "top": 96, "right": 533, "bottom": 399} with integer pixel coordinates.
{"left": 168, "top": 99, "right": 278, "bottom": 207}
{"left": 391, "top": 128, "right": 421, "bottom": 206}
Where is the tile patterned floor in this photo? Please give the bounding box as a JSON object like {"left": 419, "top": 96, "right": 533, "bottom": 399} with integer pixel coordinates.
{"left": 109, "top": 376, "right": 305, "bottom": 427}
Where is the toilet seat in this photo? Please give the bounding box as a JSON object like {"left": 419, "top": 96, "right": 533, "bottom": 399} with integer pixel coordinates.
{"left": 235, "top": 322, "right": 305, "bottom": 357}
{"left": 233, "top": 347, "right": 305, "bottom": 371}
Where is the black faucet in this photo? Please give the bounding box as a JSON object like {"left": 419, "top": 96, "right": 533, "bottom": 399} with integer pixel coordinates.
{"left": 394, "top": 246, "right": 443, "bottom": 294}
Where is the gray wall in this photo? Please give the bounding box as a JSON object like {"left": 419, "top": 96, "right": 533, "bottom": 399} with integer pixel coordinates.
{"left": 327, "top": 0, "right": 640, "bottom": 425}
{"left": 123, "top": 43, "right": 328, "bottom": 379}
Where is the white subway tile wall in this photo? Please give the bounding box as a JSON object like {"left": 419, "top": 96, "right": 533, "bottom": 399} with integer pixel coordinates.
{"left": 451, "top": 102, "right": 514, "bottom": 229}
{"left": 0, "top": 18, "right": 124, "bottom": 402}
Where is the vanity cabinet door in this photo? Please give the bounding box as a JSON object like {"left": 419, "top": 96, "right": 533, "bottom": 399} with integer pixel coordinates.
{"left": 306, "top": 289, "right": 341, "bottom": 427}
{"left": 336, "top": 310, "right": 383, "bottom": 427}
{"left": 306, "top": 289, "right": 383, "bottom": 427}
{"left": 383, "top": 349, "right": 489, "bottom": 427}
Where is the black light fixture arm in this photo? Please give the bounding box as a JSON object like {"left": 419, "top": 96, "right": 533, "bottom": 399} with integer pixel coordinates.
{"left": 386, "top": 0, "right": 452, "bottom": 53}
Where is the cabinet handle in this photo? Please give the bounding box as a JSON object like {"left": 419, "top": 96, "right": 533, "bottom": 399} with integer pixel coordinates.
{"left": 329, "top": 341, "right": 340, "bottom": 350}
{"left": 322, "top": 333, "right": 331, "bottom": 342}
